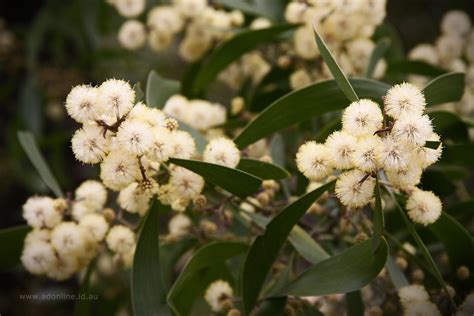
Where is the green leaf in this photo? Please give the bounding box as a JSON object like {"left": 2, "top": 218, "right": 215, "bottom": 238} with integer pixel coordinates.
{"left": 160, "top": 238, "right": 197, "bottom": 289}
{"left": 256, "top": 297, "right": 287, "bottom": 316}
{"left": 132, "top": 204, "right": 170, "bottom": 316}
{"left": 245, "top": 211, "right": 330, "bottom": 264}
{"left": 429, "top": 212, "right": 474, "bottom": 284}
{"left": 269, "top": 134, "right": 285, "bottom": 167}
{"left": 365, "top": 38, "right": 391, "bottom": 78}
{"left": 234, "top": 79, "right": 390, "bottom": 149}
{"left": 346, "top": 291, "right": 364, "bottom": 316}
{"left": 73, "top": 261, "right": 94, "bottom": 316}
{"left": 424, "top": 141, "right": 441, "bottom": 149}
{"left": 385, "top": 255, "right": 409, "bottom": 290}
{"left": 429, "top": 111, "right": 469, "bottom": 142}
{"left": 17, "top": 131, "right": 64, "bottom": 198}
{"left": 134, "top": 82, "right": 144, "bottom": 102}
{"left": 372, "top": 177, "right": 384, "bottom": 253}
{"left": 169, "top": 158, "right": 262, "bottom": 198}
{"left": 277, "top": 238, "right": 388, "bottom": 297}
{"left": 314, "top": 116, "right": 342, "bottom": 143}
{"left": 313, "top": 27, "right": 359, "bottom": 102}
{"left": 241, "top": 181, "right": 335, "bottom": 313}
{"left": 190, "top": 24, "right": 297, "bottom": 95}
{"left": 423, "top": 72, "right": 465, "bottom": 107}
{"left": 442, "top": 144, "right": 474, "bottom": 166}
{"left": 217, "top": 0, "right": 285, "bottom": 21}
{"left": 146, "top": 70, "right": 181, "bottom": 109}
{"left": 386, "top": 60, "right": 446, "bottom": 77}
{"left": 372, "top": 23, "right": 404, "bottom": 61}
{"left": 237, "top": 158, "right": 290, "bottom": 180}
{"left": 0, "top": 225, "right": 30, "bottom": 269}
{"left": 167, "top": 241, "right": 247, "bottom": 316}
{"left": 177, "top": 121, "right": 208, "bottom": 153}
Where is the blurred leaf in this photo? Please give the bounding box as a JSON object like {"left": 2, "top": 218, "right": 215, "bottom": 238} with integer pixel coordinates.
{"left": 0, "top": 225, "right": 30, "bottom": 269}
{"left": 385, "top": 255, "right": 409, "bottom": 290}
{"left": 442, "top": 144, "right": 474, "bottom": 166}
{"left": 234, "top": 79, "right": 390, "bottom": 149}
{"left": 424, "top": 141, "right": 441, "bottom": 149}
{"left": 256, "top": 297, "right": 287, "bottom": 316}
{"left": 420, "top": 169, "right": 456, "bottom": 198}
{"left": 430, "top": 165, "right": 470, "bottom": 180}
{"left": 429, "top": 212, "right": 474, "bottom": 284}
{"left": 17, "top": 131, "right": 64, "bottom": 198}
{"left": 167, "top": 241, "right": 247, "bottom": 315}
{"left": 73, "top": 261, "right": 94, "bottom": 316}
{"left": 372, "top": 177, "right": 384, "bottom": 252}
{"left": 237, "top": 158, "right": 290, "bottom": 180}
{"left": 160, "top": 238, "right": 197, "bottom": 289}
{"left": 190, "top": 24, "right": 297, "bottom": 95}
{"left": 177, "top": 121, "right": 208, "bottom": 153}
{"left": 346, "top": 291, "right": 364, "bottom": 316}
{"left": 387, "top": 60, "right": 446, "bottom": 77}
{"left": 429, "top": 111, "right": 469, "bottom": 142}
{"left": 269, "top": 134, "right": 285, "bottom": 167}
{"left": 241, "top": 181, "right": 335, "bottom": 313}
{"left": 372, "top": 23, "right": 404, "bottom": 61}
{"left": 169, "top": 158, "right": 262, "bottom": 198}
{"left": 314, "top": 116, "right": 342, "bottom": 143}
{"left": 277, "top": 238, "right": 388, "bottom": 297}
{"left": 134, "top": 82, "right": 144, "bottom": 102}
{"left": 245, "top": 211, "right": 330, "bottom": 265}
{"left": 365, "top": 38, "right": 391, "bottom": 78}
{"left": 314, "top": 27, "right": 359, "bottom": 102}
{"left": 266, "top": 259, "right": 293, "bottom": 297}
{"left": 217, "top": 0, "right": 285, "bottom": 21}
{"left": 423, "top": 72, "right": 465, "bottom": 107}
{"left": 146, "top": 70, "right": 181, "bottom": 109}
{"left": 132, "top": 204, "right": 170, "bottom": 316}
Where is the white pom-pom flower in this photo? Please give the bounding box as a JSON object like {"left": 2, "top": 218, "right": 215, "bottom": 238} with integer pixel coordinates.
{"left": 75, "top": 180, "right": 107, "bottom": 211}
{"left": 50, "top": 222, "right": 88, "bottom": 257}
{"left": 114, "top": 0, "right": 145, "bottom": 18}
{"left": 106, "top": 225, "right": 135, "bottom": 254}
{"left": 46, "top": 255, "right": 78, "bottom": 281}
{"left": 203, "top": 137, "right": 240, "bottom": 168}
{"left": 169, "top": 166, "right": 205, "bottom": 201}
{"left": 325, "top": 131, "right": 357, "bottom": 169}
{"left": 116, "top": 119, "right": 154, "bottom": 156}
{"left": 384, "top": 83, "right": 426, "bottom": 119}
{"left": 441, "top": 10, "right": 471, "bottom": 37}
{"left": 379, "top": 135, "right": 412, "bottom": 172}
{"left": 168, "top": 214, "right": 192, "bottom": 238}
{"left": 79, "top": 214, "right": 109, "bottom": 242}
{"left": 23, "top": 196, "right": 63, "bottom": 229}
{"left": 296, "top": 142, "right": 333, "bottom": 181}
{"left": 204, "top": 280, "right": 233, "bottom": 312}
{"left": 406, "top": 189, "right": 442, "bottom": 226}
{"left": 65, "top": 85, "right": 101, "bottom": 123}
{"left": 24, "top": 229, "right": 50, "bottom": 246}
{"left": 97, "top": 79, "right": 135, "bottom": 119}
{"left": 169, "top": 130, "right": 196, "bottom": 159}
{"left": 352, "top": 135, "right": 382, "bottom": 172}
{"left": 398, "top": 285, "right": 430, "bottom": 307}
{"left": 117, "top": 182, "right": 152, "bottom": 215}
{"left": 335, "top": 170, "right": 375, "bottom": 208}
{"left": 71, "top": 124, "right": 110, "bottom": 164}
{"left": 404, "top": 301, "right": 441, "bottom": 316}
{"left": 118, "top": 20, "right": 146, "bottom": 50}
{"left": 100, "top": 150, "right": 141, "bottom": 191}
{"left": 386, "top": 164, "right": 423, "bottom": 191}
{"left": 147, "top": 128, "right": 173, "bottom": 162}
{"left": 147, "top": 6, "right": 184, "bottom": 33}
{"left": 415, "top": 133, "right": 443, "bottom": 168}
{"left": 21, "top": 241, "right": 57, "bottom": 275}
{"left": 392, "top": 114, "right": 433, "bottom": 147}
{"left": 342, "top": 99, "right": 383, "bottom": 136}
{"left": 129, "top": 103, "right": 167, "bottom": 129}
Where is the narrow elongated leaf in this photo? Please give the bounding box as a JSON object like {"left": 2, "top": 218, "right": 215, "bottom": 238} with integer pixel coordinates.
{"left": 269, "top": 134, "right": 285, "bottom": 167}
{"left": 234, "top": 79, "right": 390, "bottom": 149}
{"left": 0, "top": 225, "right": 30, "bottom": 269}
{"left": 169, "top": 158, "right": 262, "bottom": 198}
{"left": 372, "top": 177, "right": 384, "bottom": 252}
{"left": 442, "top": 144, "right": 474, "bottom": 166}
{"left": 190, "top": 24, "right": 297, "bottom": 95}
{"left": 245, "top": 211, "right": 330, "bottom": 264}
{"left": 167, "top": 242, "right": 247, "bottom": 315}
{"left": 346, "top": 291, "right": 364, "bottom": 316}
{"left": 313, "top": 27, "right": 359, "bottom": 102}
{"left": 241, "top": 181, "right": 335, "bottom": 313}
{"left": 385, "top": 255, "right": 409, "bottom": 290}
{"left": 217, "top": 0, "right": 285, "bottom": 21}
{"left": 386, "top": 60, "right": 446, "bottom": 77}
{"left": 277, "top": 238, "right": 388, "bottom": 297}
{"left": 160, "top": 238, "right": 197, "bottom": 289}
{"left": 146, "top": 70, "right": 181, "bottom": 109}
{"left": 237, "top": 158, "right": 290, "bottom": 180}
{"left": 429, "top": 111, "right": 469, "bottom": 142}
{"left": 365, "top": 38, "right": 391, "bottom": 78}
{"left": 73, "top": 261, "right": 94, "bottom": 316}
{"left": 429, "top": 212, "right": 474, "bottom": 283}
{"left": 17, "top": 131, "right": 64, "bottom": 198}
{"left": 423, "top": 72, "right": 465, "bottom": 107}
{"left": 373, "top": 23, "right": 404, "bottom": 61}
{"left": 132, "top": 205, "right": 170, "bottom": 316}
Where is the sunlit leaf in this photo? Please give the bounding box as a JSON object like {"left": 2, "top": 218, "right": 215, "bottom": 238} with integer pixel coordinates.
{"left": 146, "top": 70, "right": 181, "bottom": 109}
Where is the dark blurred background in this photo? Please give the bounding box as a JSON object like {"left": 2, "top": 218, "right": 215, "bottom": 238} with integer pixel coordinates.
{"left": 0, "top": 0, "right": 473, "bottom": 314}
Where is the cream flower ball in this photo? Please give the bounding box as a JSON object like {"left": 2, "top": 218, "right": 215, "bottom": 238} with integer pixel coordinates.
{"left": 106, "top": 225, "right": 135, "bottom": 254}
{"left": 169, "top": 166, "right": 205, "bottom": 201}
{"left": 114, "top": 0, "right": 145, "bottom": 18}
{"left": 398, "top": 285, "right": 430, "bottom": 307}
{"left": 169, "top": 130, "right": 196, "bottom": 159}
{"left": 391, "top": 114, "right": 433, "bottom": 147}
{"left": 406, "top": 189, "right": 442, "bottom": 226}
{"left": 203, "top": 138, "right": 241, "bottom": 168}
{"left": 384, "top": 83, "right": 426, "bottom": 119}
{"left": 168, "top": 214, "right": 192, "bottom": 238}
{"left": 118, "top": 20, "right": 146, "bottom": 50}
{"left": 379, "top": 135, "right": 412, "bottom": 172}
{"left": 325, "top": 131, "right": 357, "bottom": 169}
{"left": 21, "top": 241, "right": 58, "bottom": 275}
{"left": 352, "top": 135, "right": 382, "bottom": 172}
{"left": 65, "top": 85, "right": 101, "bottom": 123}
{"left": 147, "top": 128, "right": 173, "bottom": 162}
{"left": 296, "top": 142, "right": 333, "bottom": 181}
{"left": 23, "top": 196, "right": 63, "bottom": 229}
{"left": 100, "top": 150, "right": 141, "bottom": 191}
{"left": 404, "top": 301, "right": 441, "bottom": 316}
{"left": 50, "top": 222, "right": 88, "bottom": 256}
{"left": 117, "top": 182, "right": 152, "bottom": 215}
{"left": 335, "top": 169, "right": 375, "bottom": 208}
{"left": 204, "top": 280, "right": 233, "bottom": 312}
{"left": 71, "top": 124, "right": 110, "bottom": 164}
{"left": 75, "top": 180, "right": 107, "bottom": 211}
{"left": 415, "top": 133, "right": 442, "bottom": 169}
{"left": 116, "top": 119, "right": 154, "bottom": 156}
{"left": 386, "top": 164, "right": 423, "bottom": 191}
{"left": 79, "top": 214, "right": 110, "bottom": 242}
{"left": 342, "top": 99, "right": 383, "bottom": 137}
{"left": 441, "top": 10, "right": 471, "bottom": 37}
{"left": 97, "top": 79, "right": 135, "bottom": 119}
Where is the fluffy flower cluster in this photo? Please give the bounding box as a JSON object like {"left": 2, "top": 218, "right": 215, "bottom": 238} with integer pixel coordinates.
{"left": 285, "top": 0, "right": 387, "bottom": 89}
{"left": 67, "top": 79, "right": 205, "bottom": 213}
{"left": 204, "top": 280, "right": 234, "bottom": 312}
{"left": 409, "top": 10, "right": 474, "bottom": 116}
{"left": 21, "top": 181, "right": 135, "bottom": 280}
{"left": 296, "top": 83, "right": 443, "bottom": 225}
{"left": 163, "top": 94, "right": 227, "bottom": 132}
{"left": 398, "top": 285, "right": 441, "bottom": 315}
{"left": 109, "top": 0, "right": 244, "bottom": 62}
